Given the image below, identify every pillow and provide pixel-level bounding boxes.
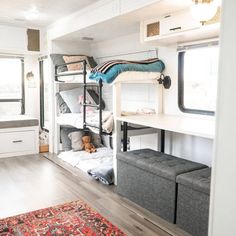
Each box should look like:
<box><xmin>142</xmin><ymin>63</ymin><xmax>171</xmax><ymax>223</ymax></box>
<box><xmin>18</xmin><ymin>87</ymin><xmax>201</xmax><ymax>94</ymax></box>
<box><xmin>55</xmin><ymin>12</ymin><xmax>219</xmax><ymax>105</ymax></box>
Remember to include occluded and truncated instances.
<box><xmin>50</xmin><ymin>54</ymin><xmax>67</xmax><ymax>73</ymax></box>
<box><xmin>60</xmin><ymin>87</ymin><xmax>83</xmax><ymax>113</ymax></box>
<box><xmin>86</xmin><ymin>89</ymin><xmax>106</xmax><ymax>110</ymax></box>
<box><xmin>87</xmin><ymin>56</ymin><xmax>98</xmax><ymax>68</ymax></box>
<box><xmin>60</xmin><ymin>127</ymin><xmax>79</xmax><ymax>151</ymax></box>
<box><xmin>68</xmin><ymin>131</ymin><xmax>85</xmax><ymax>151</ymax></box>
<box><xmin>90</xmin><ymin>132</ymin><xmax>103</xmax><ymax>148</ymax></box>
<box><xmin>56</xmin><ymin>93</ymin><xmax>71</xmax><ymax>113</ymax></box>
<box><xmin>63</xmin><ymin>56</ymin><xmax>92</xmax><ymax>71</ymax></box>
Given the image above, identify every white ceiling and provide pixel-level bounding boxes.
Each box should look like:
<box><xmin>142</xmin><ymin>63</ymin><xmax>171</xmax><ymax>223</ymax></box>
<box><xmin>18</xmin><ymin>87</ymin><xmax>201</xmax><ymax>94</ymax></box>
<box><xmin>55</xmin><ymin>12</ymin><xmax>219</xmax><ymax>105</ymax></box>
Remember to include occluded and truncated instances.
<box><xmin>0</xmin><ymin>0</ymin><xmax>100</xmax><ymax>28</ymax></box>
<box><xmin>58</xmin><ymin>0</ymin><xmax>192</xmax><ymax>42</ymax></box>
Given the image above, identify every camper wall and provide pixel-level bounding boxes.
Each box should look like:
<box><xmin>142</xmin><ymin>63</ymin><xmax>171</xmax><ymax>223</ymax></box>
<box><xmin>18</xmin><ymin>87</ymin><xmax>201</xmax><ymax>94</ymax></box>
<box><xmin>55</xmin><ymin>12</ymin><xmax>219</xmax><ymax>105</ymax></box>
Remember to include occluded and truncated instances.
<box><xmin>91</xmin><ymin>32</ymin><xmax>213</xmax><ymax>166</ymax></box>
<box><xmin>0</xmin><ymin>25</ymin><xmax>43</xmax><ymax>120</ymax></box>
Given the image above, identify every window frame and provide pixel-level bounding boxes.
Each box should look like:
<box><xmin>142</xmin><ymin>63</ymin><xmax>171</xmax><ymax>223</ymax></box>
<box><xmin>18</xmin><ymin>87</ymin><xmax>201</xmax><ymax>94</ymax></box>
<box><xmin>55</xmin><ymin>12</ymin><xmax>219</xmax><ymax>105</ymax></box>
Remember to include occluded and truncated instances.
<box><xmin>178</xmin><ymin>45</ymin><xmax>218</xmax><ymax>116</ymax></box>
<box><xmin>39</xmin><ymin>56</ymin><xmax>49</xmax><ymax>132</ymax></box>
<box><xmin>0</xmin><ymin>56</ymin><xmax>25</xmax><ymax>114</ymax></box>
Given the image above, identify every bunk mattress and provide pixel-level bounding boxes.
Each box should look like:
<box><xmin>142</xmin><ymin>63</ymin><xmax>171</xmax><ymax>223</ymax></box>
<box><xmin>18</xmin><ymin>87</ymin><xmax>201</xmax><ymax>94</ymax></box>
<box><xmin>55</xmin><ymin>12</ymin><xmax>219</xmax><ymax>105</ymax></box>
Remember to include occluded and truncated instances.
<box><xmin>56</xmin><ymin>111</ymin><xmax>113</xmax><ymax>134</ymax></box>
<box><xmin>56</xmin><ymin>70</ymin><xmax>94</xmax><ymax>83</ymax></box>
<box><xmin>58</xmin><ymin>147</ymin><xmax>113</xmax><ymax>173</ymax></box>
<box><xmin>89</xmin><ymin>59</ymin><xmax>165</xmax><ymax>84</ymax></box>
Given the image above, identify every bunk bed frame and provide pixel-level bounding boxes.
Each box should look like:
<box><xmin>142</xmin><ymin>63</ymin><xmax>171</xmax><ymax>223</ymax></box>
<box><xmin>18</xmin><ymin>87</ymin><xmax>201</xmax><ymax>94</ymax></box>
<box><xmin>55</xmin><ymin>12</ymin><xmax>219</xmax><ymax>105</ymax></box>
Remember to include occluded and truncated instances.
<box><xmin>55</xmin><ymin>59</ymin><xmax>103</xmax><ymax>137</ymax></box>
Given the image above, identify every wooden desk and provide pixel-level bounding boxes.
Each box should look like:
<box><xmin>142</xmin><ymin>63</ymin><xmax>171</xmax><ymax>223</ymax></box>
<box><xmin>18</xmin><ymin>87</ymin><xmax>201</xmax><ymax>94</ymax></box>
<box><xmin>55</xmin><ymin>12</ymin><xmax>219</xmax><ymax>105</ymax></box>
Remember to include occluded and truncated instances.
<box><xmin>116</xmin><ymin>114</ymin><xmax>215</xmax><ymax>152</ymax></box>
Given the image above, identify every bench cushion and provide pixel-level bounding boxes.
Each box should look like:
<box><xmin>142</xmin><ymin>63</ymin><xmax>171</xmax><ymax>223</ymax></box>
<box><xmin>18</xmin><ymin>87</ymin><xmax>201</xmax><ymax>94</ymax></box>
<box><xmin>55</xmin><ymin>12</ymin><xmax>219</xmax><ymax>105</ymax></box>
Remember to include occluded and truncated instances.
<box><xmin>117</xmin><ymin>149</ymin><xmax>206</xmax><ymax>181</ymax></box>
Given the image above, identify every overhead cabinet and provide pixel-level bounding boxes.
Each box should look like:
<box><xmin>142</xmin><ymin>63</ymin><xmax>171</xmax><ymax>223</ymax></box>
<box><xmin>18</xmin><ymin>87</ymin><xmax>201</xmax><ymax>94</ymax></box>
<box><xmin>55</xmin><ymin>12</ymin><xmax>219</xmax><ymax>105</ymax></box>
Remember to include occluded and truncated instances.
<box><xmin>141</xmin><ymin>8</ymin><xmax>219</xmax><ymax>44</ymax></box>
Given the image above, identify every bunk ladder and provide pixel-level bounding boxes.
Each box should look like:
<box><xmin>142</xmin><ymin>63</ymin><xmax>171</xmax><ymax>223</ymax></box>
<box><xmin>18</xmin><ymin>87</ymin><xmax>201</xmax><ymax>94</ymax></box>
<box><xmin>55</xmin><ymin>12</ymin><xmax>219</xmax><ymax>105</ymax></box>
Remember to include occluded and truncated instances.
<box><xmin>82</xmin><ymin>60</ymin><xmax>103</xmax><ymax>137</ymax></box>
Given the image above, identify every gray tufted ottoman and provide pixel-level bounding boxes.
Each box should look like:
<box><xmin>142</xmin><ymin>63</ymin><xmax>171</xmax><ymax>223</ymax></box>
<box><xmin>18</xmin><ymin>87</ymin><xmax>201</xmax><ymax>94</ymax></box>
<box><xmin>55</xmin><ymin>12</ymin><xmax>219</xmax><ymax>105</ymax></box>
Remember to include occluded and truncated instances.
<box><xmin>176</xmin><ymin>168</ymin><xmax>211</xmax><ymax>236</ymax></box>
<box><xmin>117</xmin><ymin>149</ymin><xmax>207</xmax><ymax>223</ymax></box>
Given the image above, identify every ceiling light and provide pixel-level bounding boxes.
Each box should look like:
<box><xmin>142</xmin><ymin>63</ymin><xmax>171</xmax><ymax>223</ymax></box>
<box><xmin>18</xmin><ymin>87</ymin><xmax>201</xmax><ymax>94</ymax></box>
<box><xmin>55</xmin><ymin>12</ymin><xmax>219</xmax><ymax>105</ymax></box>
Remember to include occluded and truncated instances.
<box><xmin>25</xmin><ymin>8</ymin><xmax>39</xmax><ymax>21</ymax></box>
<box><xmin>191</xmin><ymin>0</ymin><xmax>218</xmax><ymax>24</ymax></box>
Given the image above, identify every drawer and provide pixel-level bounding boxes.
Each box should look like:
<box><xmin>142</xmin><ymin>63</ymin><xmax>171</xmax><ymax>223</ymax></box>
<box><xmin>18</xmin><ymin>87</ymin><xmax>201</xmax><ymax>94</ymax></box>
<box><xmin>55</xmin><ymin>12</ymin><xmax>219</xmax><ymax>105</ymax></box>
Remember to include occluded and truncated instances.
<box><xmin>0</xmin><ymin>130</ymin><xmax>36</xmax><ymax>154</ymax></box>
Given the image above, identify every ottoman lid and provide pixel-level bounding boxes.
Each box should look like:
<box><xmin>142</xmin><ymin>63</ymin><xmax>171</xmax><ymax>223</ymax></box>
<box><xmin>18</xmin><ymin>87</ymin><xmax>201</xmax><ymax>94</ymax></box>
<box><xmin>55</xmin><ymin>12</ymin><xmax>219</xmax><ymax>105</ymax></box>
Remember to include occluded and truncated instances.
<box><xmin>176</xmin><ymin>168</ymin><xmax>211</xmax><ymax>194</ymax></box>
<box><xmin>117</xmin><ymin>149</ymin><xmax>206</xmax><ymax>181</ymax></box>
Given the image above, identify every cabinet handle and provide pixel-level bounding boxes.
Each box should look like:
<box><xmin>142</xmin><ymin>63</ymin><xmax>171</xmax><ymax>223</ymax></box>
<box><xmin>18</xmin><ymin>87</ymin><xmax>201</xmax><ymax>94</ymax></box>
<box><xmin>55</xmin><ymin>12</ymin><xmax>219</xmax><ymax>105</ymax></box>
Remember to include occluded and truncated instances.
<box><xmin>169</xmin><ymin>26</ymin><xmax>182</xmax><ymax>31</ymax></box>
<box><xmin>12</xmin><ymin>140</ymin><xmax>23</xmax><ymax>143</ymax></box>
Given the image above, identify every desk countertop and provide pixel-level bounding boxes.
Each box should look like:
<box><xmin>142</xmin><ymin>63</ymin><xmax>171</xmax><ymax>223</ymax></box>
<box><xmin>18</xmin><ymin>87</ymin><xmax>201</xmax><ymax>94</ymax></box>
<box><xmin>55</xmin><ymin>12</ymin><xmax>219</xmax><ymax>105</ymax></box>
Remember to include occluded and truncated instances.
<box><xmin>116</xmin><ymin>114</ymin><xmax>215</xmax><ymax>139</ymax></box>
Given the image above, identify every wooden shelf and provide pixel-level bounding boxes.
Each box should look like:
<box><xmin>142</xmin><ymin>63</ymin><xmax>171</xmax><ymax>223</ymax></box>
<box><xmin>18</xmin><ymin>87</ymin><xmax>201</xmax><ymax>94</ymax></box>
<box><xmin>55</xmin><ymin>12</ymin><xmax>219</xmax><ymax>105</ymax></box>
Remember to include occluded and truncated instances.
<box><xmin>116</xmin><ymin>114</ymin><xmax>215</xmax><ymax>139</ymax></box>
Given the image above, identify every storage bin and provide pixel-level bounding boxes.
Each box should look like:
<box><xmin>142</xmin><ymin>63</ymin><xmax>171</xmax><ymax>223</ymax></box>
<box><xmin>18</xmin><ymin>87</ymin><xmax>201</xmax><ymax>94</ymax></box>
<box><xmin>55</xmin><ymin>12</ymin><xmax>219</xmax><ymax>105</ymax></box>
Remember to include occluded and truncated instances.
<box><xmin>176</xmin><ymin>168</ymin><xmax>211</xmax><ymax>236</ymax></box>
<box><xmin>117</xmin><ymin>149</ymin><xmax>206</xmax><ymax>223</ymax></box>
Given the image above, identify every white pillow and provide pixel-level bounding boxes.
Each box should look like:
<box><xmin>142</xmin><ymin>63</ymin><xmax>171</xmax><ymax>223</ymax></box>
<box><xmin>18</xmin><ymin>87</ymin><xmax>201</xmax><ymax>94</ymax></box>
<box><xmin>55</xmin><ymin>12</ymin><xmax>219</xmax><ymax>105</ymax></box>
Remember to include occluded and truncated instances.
<box><xmin>60</xmin><ymin>87</ymin><xmax>83</xmax><ymax>113</ymax></box>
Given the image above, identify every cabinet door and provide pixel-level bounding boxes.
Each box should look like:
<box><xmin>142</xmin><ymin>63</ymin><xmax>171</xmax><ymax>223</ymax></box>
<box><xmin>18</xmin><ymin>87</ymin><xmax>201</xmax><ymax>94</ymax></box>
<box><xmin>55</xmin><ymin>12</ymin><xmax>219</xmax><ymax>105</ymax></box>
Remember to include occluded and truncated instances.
<box><xmin>0</xmin><ymin>130</ymin><xmax>36</xmax><ymax>154</ymax></box>
<box><xmin>160</xmin><ymin>11</ymin><xmax>200</xmax><ymax>35</ymax></box>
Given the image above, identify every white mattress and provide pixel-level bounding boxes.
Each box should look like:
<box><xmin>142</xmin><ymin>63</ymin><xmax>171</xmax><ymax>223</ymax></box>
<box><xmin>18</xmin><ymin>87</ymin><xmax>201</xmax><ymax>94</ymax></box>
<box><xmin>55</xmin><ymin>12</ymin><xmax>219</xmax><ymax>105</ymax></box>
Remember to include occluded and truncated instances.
<box><xmin>56</xmin><ymin>70</ymin><xmax>95</xmax><ymax>83</ymax></box>
<box><xmin>111</xmin><ymin>71</ymin><xmax>161</xmax><ymax>85</ymax></box>
<box><xmin>58</xmin><ymin>147</ymin><xmax>113</xmax><ymax>173</ymax></box>
<box><xmin>56</xmin><ymin>111</ymin><xmax>113</xmax><ymax>133</ymax></box>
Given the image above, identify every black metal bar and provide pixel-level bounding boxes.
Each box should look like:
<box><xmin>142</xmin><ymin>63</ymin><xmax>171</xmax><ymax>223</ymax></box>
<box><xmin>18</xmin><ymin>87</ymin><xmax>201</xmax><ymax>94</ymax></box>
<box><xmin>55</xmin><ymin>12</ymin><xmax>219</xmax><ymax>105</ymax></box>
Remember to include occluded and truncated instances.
<box><xmin>161</xmin><ymin>129</ymin><xmax>165</xmax><ymax>153</ymax></box>
<box><xmin>83</xmin><ymin>83</ymin><xmax>99</xmax><ymax>87</ymax></box>
<box><xmin>55</xmin><ymin>72</ymin><xmax>84</xmax><ymax>77</ymax></box>
<box><xmin>84</xmin><ymin>123</ymin><xmax>100</xmax><ymax>129</ymax></box>
<box><xmin>99</xmin><ymin>79</ymin><xmax>103</xmax><ymax>137</ymax></box>
<box><xmin>123</xmin><ymin>122</ymin><xmax>128</xmax><ymax>152</ymax></box>
<box><xmin>82</xmin><ymin>103</ymin><xmax>99</xmax><ymax>108</ymax></box>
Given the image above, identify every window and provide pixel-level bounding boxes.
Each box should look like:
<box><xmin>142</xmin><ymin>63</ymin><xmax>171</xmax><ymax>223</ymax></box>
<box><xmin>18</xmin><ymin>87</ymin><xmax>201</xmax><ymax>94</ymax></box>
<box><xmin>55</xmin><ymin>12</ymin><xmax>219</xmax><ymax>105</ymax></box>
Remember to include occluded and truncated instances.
<box><xmin>178</xmin><ymin>44</ymin><xmax>219</xmax><ymax>115</ymax></box>
<box><xmin>39</xmin><ymin>57</ymin><xmax>50</xmax><ymax>131</ymax></box>
<box><xmin>0</xmin><ymin>57</ymin><xmax>24</xmax><ymax>115</ymax></box>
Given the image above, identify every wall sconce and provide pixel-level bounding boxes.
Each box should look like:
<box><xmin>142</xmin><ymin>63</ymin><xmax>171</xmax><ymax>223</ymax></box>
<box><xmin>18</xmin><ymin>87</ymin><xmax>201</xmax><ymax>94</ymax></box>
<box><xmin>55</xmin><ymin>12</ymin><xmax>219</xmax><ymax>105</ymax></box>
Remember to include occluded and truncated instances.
<box><xmin>26</xmin><ymin>71</ymin><xmax>36</xmax><ymax>88</ymax></box>
<box><xmin>191</xmin><ymin>0</ymin><xmax>219</xmax><ymax>25</ymax></box>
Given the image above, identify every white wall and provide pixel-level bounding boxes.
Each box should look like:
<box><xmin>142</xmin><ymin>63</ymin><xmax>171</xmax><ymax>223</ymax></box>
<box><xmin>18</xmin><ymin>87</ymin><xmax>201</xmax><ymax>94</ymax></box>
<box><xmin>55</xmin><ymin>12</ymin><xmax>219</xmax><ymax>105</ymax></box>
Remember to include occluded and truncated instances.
<box><xmin>91</xmin><ymin>32</ymin><xmax>213</xmax><ymax>166</ymax></box>
<box><xmin>0</xmin><ymin>24</ymin><xmax>42</xmax><ymax>119</ymax></box>
<box><xmin>209</xmin><ymin>0</ymin><xmax>236</xmax><ymax>235</ymax></box>
<box><xmin>51</xmin><ymin>40</ymin><xmax>91</xmax><ymax>55</ymax></box>
<box><xmin>0</xmin><ymin>25</ymin><xmax>27</xmax><ymax>53</ymax></box>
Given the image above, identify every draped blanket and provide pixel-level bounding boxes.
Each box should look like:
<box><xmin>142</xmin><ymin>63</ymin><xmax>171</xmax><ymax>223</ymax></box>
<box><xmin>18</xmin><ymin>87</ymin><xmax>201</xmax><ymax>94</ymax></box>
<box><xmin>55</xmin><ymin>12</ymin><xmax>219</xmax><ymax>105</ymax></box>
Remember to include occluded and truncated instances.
<box><xmin>89</xmin><ymin>58</ymin><xmax>165</xmax><ymax>84</ymax></box>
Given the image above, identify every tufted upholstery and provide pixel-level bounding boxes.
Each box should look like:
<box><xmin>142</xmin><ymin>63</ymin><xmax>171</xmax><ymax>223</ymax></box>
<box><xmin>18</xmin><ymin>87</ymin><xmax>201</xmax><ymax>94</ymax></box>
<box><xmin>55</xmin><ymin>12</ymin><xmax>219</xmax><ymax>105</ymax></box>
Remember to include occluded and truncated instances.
<box><xmin>117</xmin><ymin>149</ymin><xmax>207</xmax><ymax>223</ymax></box>
<box><xmin>117</xmin><ymin>149</ymin><xmax>206</xmax><ymax>181</ymax></box>
<box><xmin>177</xmin><ymin>168</ymin><xmax>211</xmax><ymax>194</ymax></box>
<box><xmin>176</xmin><ymin>168</ymin><xmax>211</xmax><ymax>236</ymax></box>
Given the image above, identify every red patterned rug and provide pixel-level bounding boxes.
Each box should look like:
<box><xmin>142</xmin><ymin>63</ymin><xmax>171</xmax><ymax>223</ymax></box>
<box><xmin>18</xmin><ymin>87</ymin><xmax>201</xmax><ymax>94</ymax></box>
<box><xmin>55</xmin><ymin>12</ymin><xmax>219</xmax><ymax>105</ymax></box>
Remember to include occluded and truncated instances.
<box><xmin>0</xmin><ymin>200</ymin><xmax>126</xmax><ymax>236</ymax></box>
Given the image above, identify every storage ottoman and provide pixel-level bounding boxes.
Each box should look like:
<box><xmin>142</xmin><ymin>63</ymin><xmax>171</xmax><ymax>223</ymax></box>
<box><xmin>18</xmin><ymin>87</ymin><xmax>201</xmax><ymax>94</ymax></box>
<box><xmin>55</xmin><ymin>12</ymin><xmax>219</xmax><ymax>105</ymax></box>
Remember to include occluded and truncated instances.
<box><xmin>117</xmin><ymin>149</ymin><xmax>207</xmax><ymax>223</ymax></box>
<box><xmin>176</xmin><ymin>168</ymin><xmax>211</xmax><ymax>236</ymax></box>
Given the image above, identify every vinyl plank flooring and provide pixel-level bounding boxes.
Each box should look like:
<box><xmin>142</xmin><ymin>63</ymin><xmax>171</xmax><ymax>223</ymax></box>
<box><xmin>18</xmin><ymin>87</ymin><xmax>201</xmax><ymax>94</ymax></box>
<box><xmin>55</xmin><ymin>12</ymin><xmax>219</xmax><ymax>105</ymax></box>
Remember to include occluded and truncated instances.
<box><xmin>0</xmin><ymin>154</ymin><xmax>189</xmax><ymax>236</ymax></box>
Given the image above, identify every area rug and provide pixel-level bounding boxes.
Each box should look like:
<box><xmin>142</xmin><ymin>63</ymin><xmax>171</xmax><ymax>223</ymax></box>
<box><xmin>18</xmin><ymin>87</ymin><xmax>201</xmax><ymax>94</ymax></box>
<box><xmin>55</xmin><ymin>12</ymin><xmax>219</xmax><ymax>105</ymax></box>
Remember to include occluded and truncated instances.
<box><xmin>0</xmin><ymin>200</ymin><xmax>126</xmax><ymax>235</ymax></box>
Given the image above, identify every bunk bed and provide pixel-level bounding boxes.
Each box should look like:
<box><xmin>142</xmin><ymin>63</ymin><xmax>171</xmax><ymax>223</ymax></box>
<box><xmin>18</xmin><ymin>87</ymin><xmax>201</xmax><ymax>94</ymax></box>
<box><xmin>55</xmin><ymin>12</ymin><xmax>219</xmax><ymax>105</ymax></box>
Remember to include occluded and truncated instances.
<box><xmin>52</xmin><ymin>55</ymin><xmax>168</xmax><ymax>184</ymax></box>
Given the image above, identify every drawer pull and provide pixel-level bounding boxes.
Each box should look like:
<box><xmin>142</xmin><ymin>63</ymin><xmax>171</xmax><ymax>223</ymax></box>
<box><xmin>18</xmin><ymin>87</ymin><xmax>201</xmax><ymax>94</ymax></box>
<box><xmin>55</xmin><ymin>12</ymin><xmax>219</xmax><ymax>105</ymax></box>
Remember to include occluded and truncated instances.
<box><xmin>12</xmin><ymin>140</ymin><xmax>23</xmax><ymax>143</ymax></box>
<box><xmin>169</xmin><ymin>26</ymin><xmax>182</xmax><ymax>31</ymax></box>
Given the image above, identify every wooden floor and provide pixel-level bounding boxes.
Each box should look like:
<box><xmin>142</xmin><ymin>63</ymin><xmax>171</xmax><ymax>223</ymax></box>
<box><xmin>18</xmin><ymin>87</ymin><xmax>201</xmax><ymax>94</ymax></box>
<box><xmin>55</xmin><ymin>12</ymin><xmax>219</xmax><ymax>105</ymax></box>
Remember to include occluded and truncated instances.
<box><xmin>0</xmin><ymin>154</ymin><xmax>190</xmax><ymax>236</ymax></box>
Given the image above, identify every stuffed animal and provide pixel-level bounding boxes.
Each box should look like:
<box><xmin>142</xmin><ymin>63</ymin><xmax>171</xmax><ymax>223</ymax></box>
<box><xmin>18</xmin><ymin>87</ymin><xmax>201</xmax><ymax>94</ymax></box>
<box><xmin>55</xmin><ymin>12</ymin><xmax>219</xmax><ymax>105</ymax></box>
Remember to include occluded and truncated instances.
<box><xmin>82</xmin><ymin>135</ymin><xmax>97</xmax><ymax>153</ymax></box>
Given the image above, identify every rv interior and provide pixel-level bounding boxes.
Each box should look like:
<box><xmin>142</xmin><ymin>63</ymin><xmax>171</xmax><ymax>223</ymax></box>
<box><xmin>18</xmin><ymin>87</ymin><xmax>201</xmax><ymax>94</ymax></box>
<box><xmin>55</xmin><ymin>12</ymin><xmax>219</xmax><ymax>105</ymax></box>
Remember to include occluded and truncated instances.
<box><xmin>0</xmin><ymin>0</ymin><xmax>235</xmax><ymax>235</ymax></box>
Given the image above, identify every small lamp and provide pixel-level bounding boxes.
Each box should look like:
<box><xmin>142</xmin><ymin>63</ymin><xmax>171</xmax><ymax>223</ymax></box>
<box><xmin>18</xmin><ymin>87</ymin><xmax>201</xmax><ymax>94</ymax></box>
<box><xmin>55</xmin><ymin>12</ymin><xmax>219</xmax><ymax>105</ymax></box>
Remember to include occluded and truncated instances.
<box><xmin>26</xmin><ymin>71</ymin><xmax>36</xmax><ymax>88</ymax></box>
<box><xmin>191</xmin><ymin>0</ymin><xmax>218</xmax><ymax>25</ymax></box>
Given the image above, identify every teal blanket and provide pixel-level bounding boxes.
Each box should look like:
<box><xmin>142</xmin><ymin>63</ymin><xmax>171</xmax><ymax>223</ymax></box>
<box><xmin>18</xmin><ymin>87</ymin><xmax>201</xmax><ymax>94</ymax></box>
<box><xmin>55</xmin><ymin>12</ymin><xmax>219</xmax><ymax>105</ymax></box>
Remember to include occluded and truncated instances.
<box><xmin>89</xmin><ymin>60</ymin><xmax>165</xmax><ymax>84</ymax></box>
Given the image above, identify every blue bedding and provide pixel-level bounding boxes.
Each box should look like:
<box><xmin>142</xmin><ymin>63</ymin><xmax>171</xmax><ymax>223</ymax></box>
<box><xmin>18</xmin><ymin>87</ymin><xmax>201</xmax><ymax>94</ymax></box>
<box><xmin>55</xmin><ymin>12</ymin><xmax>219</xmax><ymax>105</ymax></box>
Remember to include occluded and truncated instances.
<box><xmin>89</xmin><ymin>60</ymin><xmax>165</xmax><ymax>84</ymax></box>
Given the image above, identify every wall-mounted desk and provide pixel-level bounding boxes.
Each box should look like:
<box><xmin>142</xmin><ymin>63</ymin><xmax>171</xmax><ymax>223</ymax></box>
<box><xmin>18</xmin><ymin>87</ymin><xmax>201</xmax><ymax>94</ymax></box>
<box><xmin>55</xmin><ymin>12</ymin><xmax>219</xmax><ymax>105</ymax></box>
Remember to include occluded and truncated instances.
<box><xmin>116</xmin><ymin>114</ymin><xmax>215</xmax><ymax>152</ymax></box>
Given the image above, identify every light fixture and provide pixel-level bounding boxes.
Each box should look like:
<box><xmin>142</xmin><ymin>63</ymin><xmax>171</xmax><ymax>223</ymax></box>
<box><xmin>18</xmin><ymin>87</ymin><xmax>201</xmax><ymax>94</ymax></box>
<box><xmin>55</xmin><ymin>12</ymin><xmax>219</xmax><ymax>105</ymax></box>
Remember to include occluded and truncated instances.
<box><xmin>191</xmin><ymin>0</ymin><xmax>218</xmax><ymax>25</ymax></box>
<box><xmin>26</xmin><ymin>71</ymin><xmax>34</xmax><ymax>81</ymax></box>
<box><xmin>25</xmin><ymin>7</ymin><xmax>39</xmax><ymax>21</ymax></box>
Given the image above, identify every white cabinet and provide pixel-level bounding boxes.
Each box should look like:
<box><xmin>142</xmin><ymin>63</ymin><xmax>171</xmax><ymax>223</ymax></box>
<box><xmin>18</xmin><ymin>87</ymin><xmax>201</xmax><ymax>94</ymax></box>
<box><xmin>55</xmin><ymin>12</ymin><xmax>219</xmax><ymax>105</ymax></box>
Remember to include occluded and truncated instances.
<box><xmin>0</xmin><ymin>126</ymin><xmax>39</xmax><ymax>158</ymax></box>
<box><xmin>141</xmin><ymin>8</ymin><xmax>219</xmax><ymax>45</ymax></box>
<box><xmin>159</xmin><ymin>11</ymin><xmax>200</xmax><ymax>36</ymax></box>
